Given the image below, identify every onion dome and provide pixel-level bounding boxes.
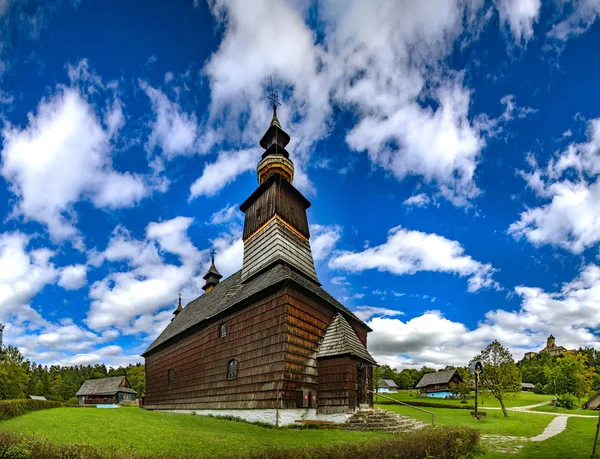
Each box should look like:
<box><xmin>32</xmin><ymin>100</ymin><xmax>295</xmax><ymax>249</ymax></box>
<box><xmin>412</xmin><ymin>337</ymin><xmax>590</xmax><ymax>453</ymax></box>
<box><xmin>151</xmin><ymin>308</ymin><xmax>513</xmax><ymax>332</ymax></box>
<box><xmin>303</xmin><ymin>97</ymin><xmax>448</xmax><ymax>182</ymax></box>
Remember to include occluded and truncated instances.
<box><xmin>257</xmin><ymin>104</ymin><xmax>294</xmax><ymax>184</ymax></box>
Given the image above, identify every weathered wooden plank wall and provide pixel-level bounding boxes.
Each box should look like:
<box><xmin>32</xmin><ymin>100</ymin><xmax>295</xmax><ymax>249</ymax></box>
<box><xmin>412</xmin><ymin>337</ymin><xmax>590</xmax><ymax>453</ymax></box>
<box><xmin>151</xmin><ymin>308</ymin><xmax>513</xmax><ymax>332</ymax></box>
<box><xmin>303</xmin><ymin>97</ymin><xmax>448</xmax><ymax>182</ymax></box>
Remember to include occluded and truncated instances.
<box><xmin>145</xmin><ymin>290</ymin><xmax>288</xmax><ymax>410</ymax></box>
<box><xmin>282</xmin><ymin>287</ymin><xmax>370</xmax><ymax>412</ymax></box>
<box><xmin>242</xmin><ymin>178</ymin><xmax>310</xmax><ymax>240</ymax></box>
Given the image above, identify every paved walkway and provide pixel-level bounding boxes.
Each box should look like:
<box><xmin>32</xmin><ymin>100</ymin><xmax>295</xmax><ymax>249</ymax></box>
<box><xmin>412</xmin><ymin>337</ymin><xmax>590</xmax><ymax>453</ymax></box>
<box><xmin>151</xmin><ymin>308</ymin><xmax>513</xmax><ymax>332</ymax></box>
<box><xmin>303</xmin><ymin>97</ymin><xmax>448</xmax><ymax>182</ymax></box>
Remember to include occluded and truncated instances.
<box><xmin>479</xmin><ymin>401</ymin><xmax>598</xmax><ymax>454</ymax></box>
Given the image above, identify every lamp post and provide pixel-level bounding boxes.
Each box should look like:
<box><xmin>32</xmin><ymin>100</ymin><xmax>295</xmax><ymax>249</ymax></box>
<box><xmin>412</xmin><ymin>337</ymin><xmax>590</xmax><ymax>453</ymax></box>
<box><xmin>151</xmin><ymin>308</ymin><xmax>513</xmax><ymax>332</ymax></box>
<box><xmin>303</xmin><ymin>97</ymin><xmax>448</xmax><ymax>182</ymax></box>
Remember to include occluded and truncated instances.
<box><xmin>470</xmin><ymin>361</ymin><xmax>484</xmax><ymax>420</ymax></box>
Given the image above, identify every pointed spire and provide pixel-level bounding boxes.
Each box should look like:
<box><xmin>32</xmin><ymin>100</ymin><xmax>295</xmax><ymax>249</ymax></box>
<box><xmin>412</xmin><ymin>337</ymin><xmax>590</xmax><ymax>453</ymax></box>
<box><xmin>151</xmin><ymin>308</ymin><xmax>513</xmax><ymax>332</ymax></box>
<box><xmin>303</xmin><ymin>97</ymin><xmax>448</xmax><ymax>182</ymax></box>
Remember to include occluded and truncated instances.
<box><xmin>172</xmin><ymin>294</ymin><xmax>183</xmax><ymax>319</ymax></box>
<box><xmin>270</xmin><ymin>104</ymin><xmax>282</xmax><ymax>129</ymax></box>
<box><xmin>257</xmin><ymin>79</ymin><xmax>294</xmax><ymax>184</ymax></box>
<box><xmin>202</xmin><ymin>250</ymin><xmax>223</xmax><ymax>293</ymax></box>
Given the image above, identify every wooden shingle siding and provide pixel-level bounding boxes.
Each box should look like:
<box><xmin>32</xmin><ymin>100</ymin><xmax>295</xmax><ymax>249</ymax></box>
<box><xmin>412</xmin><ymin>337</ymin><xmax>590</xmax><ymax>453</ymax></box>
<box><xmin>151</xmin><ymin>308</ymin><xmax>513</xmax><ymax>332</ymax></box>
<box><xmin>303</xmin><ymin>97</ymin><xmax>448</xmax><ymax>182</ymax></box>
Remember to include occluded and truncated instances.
<box><xmin>241</xmin><ymin>217</ymin><xmax>318</xmax><ymax>282</ymax></box>
<box><xmin>145</xmin><ymin>290</ymin><xmax>288</xmax><ymax>410</ymax></box>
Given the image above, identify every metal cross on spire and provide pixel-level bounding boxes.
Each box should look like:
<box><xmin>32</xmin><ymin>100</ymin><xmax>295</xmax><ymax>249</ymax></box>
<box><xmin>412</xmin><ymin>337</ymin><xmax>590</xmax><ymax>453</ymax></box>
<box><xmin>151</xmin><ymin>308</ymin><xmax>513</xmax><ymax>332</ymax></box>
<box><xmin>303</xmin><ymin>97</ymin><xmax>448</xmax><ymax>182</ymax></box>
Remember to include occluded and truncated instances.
<box><xmin>210</xmin><ymin>249</ymin><xmax>217</xmax><ymax>261</ymax></box>
<box><xmin>266</xmin><ymin>75</ymin><xmax>281</xmax><ymax>108</ymax></box>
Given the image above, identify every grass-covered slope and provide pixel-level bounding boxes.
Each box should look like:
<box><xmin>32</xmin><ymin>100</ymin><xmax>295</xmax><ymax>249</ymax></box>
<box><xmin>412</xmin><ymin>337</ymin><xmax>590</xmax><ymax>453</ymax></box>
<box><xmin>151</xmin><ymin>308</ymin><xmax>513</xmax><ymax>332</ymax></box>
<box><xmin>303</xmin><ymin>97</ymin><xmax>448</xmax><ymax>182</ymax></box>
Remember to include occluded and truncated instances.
<box><xmin>0</xmin><ymin>408</ymin><xmax>390</xmax><ymax>458</ymax></box>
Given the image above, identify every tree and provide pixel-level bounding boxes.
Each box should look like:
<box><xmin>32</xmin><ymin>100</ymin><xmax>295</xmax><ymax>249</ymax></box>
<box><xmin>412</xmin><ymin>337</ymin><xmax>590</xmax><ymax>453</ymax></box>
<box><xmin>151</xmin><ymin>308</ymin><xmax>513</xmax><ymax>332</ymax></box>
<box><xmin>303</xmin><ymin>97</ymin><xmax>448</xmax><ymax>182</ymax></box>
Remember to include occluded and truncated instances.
<box><xmin>127</xmin><ymin>365</ymin><xmax>146</xmax><ymax>396</ymax></box>
<box><xmin>372</xmin><ymin>366</ymin><xmax>382</xmax><ymax>393</ymax></box>
<box><xmin>396</xmin><ymin>370</ymin><xmax>414</xmax><ymax>389</ymax></box>
<box><xmin>473</xmin><ymin>340</ymin><xmax>521</xmax><ymax>417</ymax></box>
<box><xmin>0</xmin><ymin>346</ymin><xmax>31</xmax><ymax>400</ymax></box>
<box><xmin>547</xmin><ymin>353</ymin><xmax>593</xmax><ymax>399</ymax></box>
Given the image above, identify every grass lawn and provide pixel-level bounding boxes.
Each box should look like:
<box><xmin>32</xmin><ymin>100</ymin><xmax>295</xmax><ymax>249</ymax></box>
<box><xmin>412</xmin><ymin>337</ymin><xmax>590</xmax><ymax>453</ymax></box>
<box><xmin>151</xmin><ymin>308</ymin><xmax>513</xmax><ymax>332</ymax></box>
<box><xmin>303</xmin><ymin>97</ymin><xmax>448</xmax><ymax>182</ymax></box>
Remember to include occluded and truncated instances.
<box><xmin>483</xmin><ymin>416</ymin><xmax>600</xmax><ymax>459</ymax></box>
<box><xmin>376</xmin><ymin>404</ymin><xmax>554</xmax><ymax>437</ymax></box>
<box><xmin>375</xmin><ymin>390</ymin><xmax>554</xmax><ymax>408</ymax></box>
<box><xmin>0</xmin><ymin>407</ymin><xmax>390</xmax><ymax>458</ymax></box>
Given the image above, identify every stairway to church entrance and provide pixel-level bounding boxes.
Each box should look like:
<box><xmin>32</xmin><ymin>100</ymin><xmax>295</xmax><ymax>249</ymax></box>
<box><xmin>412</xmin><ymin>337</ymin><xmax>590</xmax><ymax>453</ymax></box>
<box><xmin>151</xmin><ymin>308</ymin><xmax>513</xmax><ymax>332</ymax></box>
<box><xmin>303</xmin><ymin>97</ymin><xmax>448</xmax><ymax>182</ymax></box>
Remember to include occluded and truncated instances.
<box><xmin>343</xmin><ymin>408</ymin><xmax>429</xmax><ymax>433</ymax></box>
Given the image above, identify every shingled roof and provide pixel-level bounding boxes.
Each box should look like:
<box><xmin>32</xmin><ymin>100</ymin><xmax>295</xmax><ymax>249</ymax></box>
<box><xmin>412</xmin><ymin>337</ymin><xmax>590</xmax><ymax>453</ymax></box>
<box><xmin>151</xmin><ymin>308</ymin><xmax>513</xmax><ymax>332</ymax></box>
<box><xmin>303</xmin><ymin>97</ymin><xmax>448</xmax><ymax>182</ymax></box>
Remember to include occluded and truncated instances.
<box><xmin>316</xmin><ymin>313</ymin><xmax>377</xmax><ymax>364</ymax></box>
<box><xmin>76</xmin><ymin>376</ymin><xmax>137</xmax><ymax>396</ymax></box>
<box><xmin>144</xmin><ymin>263</ymin><xmax>368</xmax><ymax>355</ymax></box>
<box><xmin>416</xmin><ymin>369</ymin><xmax>460</xmax><ymax>388</ymax></box>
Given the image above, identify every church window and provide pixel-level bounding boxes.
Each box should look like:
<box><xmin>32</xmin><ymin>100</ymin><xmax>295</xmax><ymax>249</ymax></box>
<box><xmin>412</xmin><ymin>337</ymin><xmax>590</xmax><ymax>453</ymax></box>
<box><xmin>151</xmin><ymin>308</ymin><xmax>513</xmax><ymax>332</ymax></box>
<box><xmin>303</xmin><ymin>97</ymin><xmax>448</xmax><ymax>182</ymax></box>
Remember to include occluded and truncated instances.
<box><xmin>255</xmin><ymin>206</ymin><xmax>262</xmax><ymax>220</ymax></box>
<box><xmin>219</xmin><ymin>322</ymin><xmax>227</xmax><ymax>338</ymax></box>
<box><xmin>227</xmin><ymin>359</ymin><xmax>238</xmax><ymax>380</ymax></box>
<box><xmin>168</xmin><ymin>369</ymin><xmax>174</xmax><ymax>388</ymax></box>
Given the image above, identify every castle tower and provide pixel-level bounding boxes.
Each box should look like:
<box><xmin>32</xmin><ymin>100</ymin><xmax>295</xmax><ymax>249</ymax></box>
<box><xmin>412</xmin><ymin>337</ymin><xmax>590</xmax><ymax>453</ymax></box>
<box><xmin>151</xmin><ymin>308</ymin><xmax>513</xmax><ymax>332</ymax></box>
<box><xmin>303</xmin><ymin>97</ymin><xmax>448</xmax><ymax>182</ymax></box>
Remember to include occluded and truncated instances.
<box><xmin>547</xmin><ymin>334</ymin><xmax>556</xmax><ymax>350</ymax></box>
<box><xmin>239</xmin><ymin>104</ymin><xmax>318</xmax><ymax>283</ymax></box>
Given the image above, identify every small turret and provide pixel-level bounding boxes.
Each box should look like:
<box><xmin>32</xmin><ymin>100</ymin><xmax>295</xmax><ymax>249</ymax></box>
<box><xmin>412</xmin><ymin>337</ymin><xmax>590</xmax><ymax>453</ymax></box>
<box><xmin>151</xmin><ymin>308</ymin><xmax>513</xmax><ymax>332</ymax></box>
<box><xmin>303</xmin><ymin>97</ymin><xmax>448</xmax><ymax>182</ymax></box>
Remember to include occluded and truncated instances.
<box><xmin>202</xmin><ymin>251</ymin><xmax>223</xmax><ymax>293</ymax></box>
<box><xmin>547</xmin><ymin>334</ymin><xmax>556</xmax><ymax>349</ymax></box>
<box><xmin>172</xmin><ymin>293</ymin><xmax>183</xmax><ymax>320</ymax></box>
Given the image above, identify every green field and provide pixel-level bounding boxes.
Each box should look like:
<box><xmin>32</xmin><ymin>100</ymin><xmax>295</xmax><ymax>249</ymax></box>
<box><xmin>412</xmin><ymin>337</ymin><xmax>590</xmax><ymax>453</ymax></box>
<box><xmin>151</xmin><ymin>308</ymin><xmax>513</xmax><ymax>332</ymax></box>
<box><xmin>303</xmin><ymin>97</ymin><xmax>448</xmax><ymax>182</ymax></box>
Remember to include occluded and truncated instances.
<box><xmin>0</xmin><ymin>408</ymin><xmax>389</xmax><ymax>458</ymax></box>
<box><xmin>375</xmin><ymin>390</ymin><xmax>554</xmax><ymax>407</ymax></box>
<box><xmin>484</xmin><ymin>416</ymin><xmax>600</xmax><ymax>459</ymax></box>
<box><xmin>376</xmin><ymin>404</ymin><xmax>554</xmax><ymax>437</ymax></box>
<box><xmin>2</xmin><ymin>403</ymin><xmax>598</xmax><ymax>458</ymax></box>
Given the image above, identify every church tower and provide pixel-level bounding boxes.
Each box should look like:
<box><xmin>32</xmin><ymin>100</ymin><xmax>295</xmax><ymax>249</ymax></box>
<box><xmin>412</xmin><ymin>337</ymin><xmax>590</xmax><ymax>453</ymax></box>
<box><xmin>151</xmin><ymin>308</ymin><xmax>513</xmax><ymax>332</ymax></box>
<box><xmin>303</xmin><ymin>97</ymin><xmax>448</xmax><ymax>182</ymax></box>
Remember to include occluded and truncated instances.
<box><xmin>239</xmin><ymin>104</ymin><xmax>319</xmax><ymax>284</ymax></box>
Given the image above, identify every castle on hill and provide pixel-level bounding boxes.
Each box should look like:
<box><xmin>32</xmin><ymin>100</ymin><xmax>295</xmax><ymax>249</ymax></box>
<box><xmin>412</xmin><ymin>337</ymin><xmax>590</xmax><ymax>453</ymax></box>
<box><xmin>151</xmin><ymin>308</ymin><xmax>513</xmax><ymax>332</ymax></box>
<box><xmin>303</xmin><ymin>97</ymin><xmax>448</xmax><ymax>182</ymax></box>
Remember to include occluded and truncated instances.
<box><xmin>524</xmin><ymin>334</ymin><xmax>569</xmax><ymax>360</ymax></box>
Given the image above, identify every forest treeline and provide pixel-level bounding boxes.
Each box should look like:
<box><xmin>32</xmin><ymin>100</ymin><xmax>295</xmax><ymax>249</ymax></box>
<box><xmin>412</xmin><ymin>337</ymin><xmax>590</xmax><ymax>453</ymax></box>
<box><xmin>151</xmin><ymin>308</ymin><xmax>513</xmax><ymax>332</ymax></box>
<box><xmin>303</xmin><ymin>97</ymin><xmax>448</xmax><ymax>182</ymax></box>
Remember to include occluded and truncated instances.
<box><xmin>375</xmin><ymin>347</ymin><xmax>600</xmax><ymax>400</ymax></box>
<box><xmin>0</xmin><ymin>345</ymin><xmax>145</xmax><ymax>402</ymax></box>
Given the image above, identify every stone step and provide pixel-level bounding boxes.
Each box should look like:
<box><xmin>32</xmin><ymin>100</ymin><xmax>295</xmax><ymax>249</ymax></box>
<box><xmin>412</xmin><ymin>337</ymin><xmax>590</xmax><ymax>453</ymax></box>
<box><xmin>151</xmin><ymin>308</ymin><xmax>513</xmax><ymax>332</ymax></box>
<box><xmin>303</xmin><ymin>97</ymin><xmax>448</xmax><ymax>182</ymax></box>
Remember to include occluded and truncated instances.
<box><xmin>343</xmin><ymin>408</ymin><xmax>429</xmax><ymax>434</ymax></box>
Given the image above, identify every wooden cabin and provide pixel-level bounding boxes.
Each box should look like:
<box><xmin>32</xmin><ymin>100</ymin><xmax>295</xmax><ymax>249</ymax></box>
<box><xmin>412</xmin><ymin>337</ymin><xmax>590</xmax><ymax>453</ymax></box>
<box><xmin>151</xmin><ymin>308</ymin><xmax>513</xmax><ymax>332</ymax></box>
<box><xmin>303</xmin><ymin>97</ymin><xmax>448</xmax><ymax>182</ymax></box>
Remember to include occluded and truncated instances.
<box><xmin>378</xmin><ymin>379</ymin><xmax>399</xmax><ymax>393</ymax></box>
<box><xmin>521</xmin><ymin>383</ymin><xmax>535</xmax><ymax>392</ymax></box>
<box><xmin>76</xmin><ymin>376</ymin><xmax>137</xmax><ymax>405</ymax></box>
<box><xmin>416</xmin><ymin>369</ymin><xmax>462</xmax><ymax>398</ymax></box>
<box><xmin>584</xmin><ymin>391</ymin><xmax>600</xmax><ymax>410</ymax></box>
<box><xmin>143</xmin><ymin>104</ymin><xmax>376</xmax><ymax>426</ymax></box>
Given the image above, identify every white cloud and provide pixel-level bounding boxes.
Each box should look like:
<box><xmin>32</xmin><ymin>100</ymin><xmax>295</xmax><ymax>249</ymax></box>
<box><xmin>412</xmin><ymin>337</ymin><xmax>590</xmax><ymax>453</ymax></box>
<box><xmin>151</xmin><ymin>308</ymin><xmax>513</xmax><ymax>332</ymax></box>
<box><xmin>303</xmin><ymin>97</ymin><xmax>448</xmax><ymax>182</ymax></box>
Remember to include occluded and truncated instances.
<box><xmin>197</xmin><ymin>0</ymin><xmax>550</xmax><ymax>205</ymax></box>
<box><xmin>0</xmin><ymin>79</ymin><xmax>150</xmax><ymax>242</ymax></box>
<box><xmin>0</xmin><ymin>232</ymin><xmax>57</xmax><ymax>321</ymax></box>
<box><xmin>58</xmin><ymin>264</ymin><xmax>87</xmax><ymax>290</ymax></box>
<box><xmin>209</xmin><ymin>203</ymin><xmax>241</xmax><ymax>225</ymax></box>
<box><xmin>367</xmin><ymin>262</ymin><xmax>600</xmax><ymax>368</ymax></box>
<box><xmin>353</xmin><ymin>306</ymin><xmax>404</xmax><ymax>322</ymax></box>
<box><xmin>548</xmin><ymin>0</ymin><xmax>600</xmax><ymax>43</ymax></box>
<box><xmin>86</xmin><ymin>216</ymin><xmax>242</xmax><ymax>336</ymax></box>
<box><xmin>509</xmin><ymin>118</ymin><xmax>600</xmax><ymax>253</ymax></box>
<box><xmin>493</xmin><ymin>0</ymin><xmax>541</xmax><ymax>44</ymax></box>
<box><xmin>310</xmin><ymin>224</ymin><xmax>342</xmax><ymax>262</ymax></box>
<box><xmin>189</xmin><ymin>148</ymin><xmax>259</xmax><ymax>198</ymax></box>
<box><xmin>330</xmin><ymin>225</ymin><xmax>499</xmax><ymax>293</ymax></box>
<box><xmin>403</xmin><ymin>193</ymin><xmax>431</xmax><ymax>207</ymax></box>
<box><xmin>140</xmin><ymin>80</ymin><xmax>203</xmax><ymax>158</ymax></box>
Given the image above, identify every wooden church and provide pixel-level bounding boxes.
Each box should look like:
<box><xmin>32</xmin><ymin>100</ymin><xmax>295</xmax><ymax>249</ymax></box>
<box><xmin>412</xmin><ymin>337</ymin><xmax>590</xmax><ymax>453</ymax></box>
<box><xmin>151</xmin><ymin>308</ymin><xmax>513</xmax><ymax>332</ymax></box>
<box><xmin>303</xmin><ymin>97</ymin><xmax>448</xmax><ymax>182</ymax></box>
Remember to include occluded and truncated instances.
<box><xmin>143</xmin><ymin>103</ymin><xmax>376</xmax><ymax>425</ymax></box>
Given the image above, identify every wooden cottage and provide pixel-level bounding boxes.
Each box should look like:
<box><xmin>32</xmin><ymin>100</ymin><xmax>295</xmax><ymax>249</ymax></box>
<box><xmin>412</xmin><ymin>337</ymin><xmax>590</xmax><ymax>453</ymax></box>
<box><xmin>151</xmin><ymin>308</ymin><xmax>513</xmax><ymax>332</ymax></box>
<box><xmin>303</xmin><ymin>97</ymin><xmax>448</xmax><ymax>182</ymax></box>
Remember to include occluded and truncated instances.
<box><xmin>143</xmin><ymin>103</ymin><xmax>377</xmax><ymax>426</ymax></box>
<box><xmin>521</xmin><ymin>383</ymin><xmax>535</xmax><ymax>392</ymax></box>
<box><xmin>584</xmin><ymin>391</ymin><xmax>600</xmax><ymax>410</ymax></box>
<box><xmin>378</xmin><ymin>379</ymin><xmax>399</xmax><ymax>393</ymax></box>
<box><xmin>416</xmin><ymin>369</ymin><xmax>462</xmax><ymax>398</ymax></box>
<box><xmin>76</xmin><ymin>376</ymin><xmax>137</xmax><ymax>405</ymax></box>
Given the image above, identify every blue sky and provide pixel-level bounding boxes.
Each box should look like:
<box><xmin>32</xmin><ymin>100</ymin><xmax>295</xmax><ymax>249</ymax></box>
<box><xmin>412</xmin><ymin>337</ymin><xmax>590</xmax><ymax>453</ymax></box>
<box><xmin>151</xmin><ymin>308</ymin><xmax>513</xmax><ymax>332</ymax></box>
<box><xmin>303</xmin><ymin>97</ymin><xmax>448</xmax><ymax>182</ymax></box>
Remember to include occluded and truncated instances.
<box><xmin>2</xmin><ymin>0</ymin><xmax>600</xmax><ymax>369</ymax></box>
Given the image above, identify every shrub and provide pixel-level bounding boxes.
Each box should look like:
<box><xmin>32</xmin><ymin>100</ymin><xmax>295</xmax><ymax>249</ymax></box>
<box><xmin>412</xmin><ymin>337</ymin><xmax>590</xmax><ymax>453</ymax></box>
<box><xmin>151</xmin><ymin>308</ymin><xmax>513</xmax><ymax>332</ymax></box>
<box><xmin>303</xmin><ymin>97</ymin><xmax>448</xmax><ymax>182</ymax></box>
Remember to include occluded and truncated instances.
<box><xmin>557</xmin><ymin>393</ymin><xmax>579</xmax><ymax>410</ymax></box>
<box><xmin>533</xmin><ymin>383</ymin><xmax>544</xmax><ymax>394</ymax></box>
<box><xmin>0</xmin><ymin>431</ymin><xmax>140</xmax><ymax>459</ymax></box>
<box><xmin>0</xmin><ymin>400</ymin><xmax>63</xmax><ymax>422</ymax></box>
<box><xmin>237</xmin><ymin>426</ymin><xmax>480</xmax><ymax>459</ymax></box>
